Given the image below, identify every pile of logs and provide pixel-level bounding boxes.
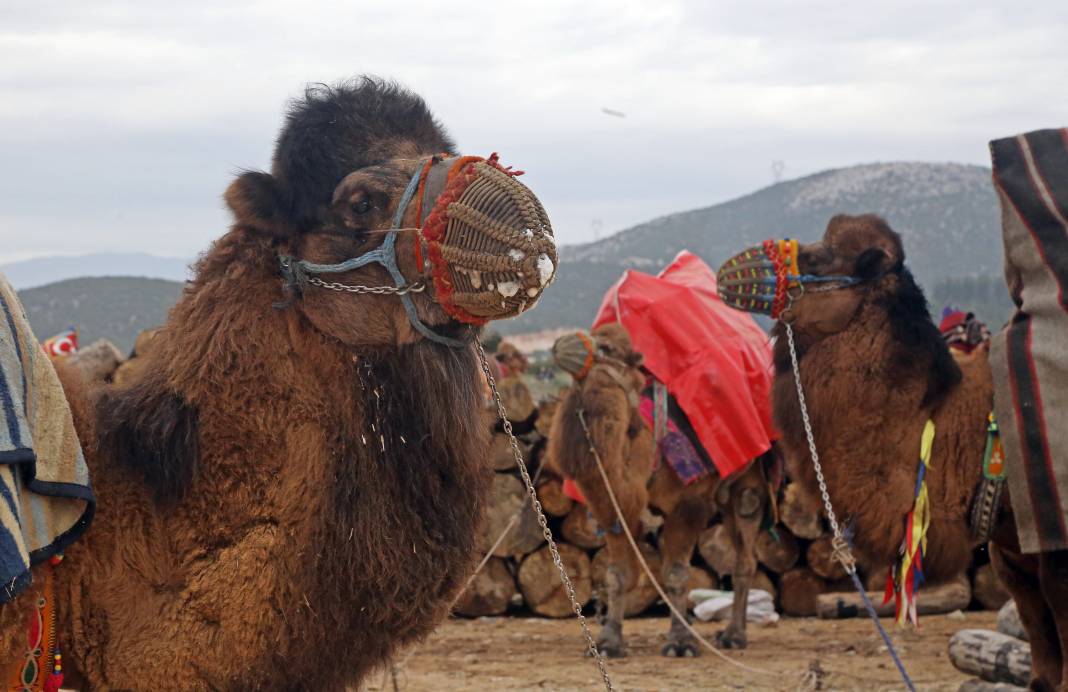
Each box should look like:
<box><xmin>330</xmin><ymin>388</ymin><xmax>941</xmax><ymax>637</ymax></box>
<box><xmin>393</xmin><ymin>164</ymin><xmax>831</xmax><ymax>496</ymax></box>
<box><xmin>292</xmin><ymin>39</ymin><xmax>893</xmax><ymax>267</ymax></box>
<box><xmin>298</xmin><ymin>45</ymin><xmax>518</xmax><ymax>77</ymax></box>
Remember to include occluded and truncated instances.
<box><xmin>949</xmin><ymin>601</ymin><xmax>1031</xmax><ymax>691</ymax></box>
<box><xmin>458</xmin><ymin>373</ymin><xmax>1016</xmax><ymax>621</ymax></box>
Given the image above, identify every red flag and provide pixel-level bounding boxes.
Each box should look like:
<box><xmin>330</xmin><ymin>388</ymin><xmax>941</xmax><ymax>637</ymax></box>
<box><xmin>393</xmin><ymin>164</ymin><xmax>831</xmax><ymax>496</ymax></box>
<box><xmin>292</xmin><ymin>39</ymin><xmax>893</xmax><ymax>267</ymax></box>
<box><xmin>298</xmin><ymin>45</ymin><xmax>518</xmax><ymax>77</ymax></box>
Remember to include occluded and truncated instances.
<box><xmin>42</xmin><ymin>327</ymin><xmax>78</xmax><ymax>358</ymax></box>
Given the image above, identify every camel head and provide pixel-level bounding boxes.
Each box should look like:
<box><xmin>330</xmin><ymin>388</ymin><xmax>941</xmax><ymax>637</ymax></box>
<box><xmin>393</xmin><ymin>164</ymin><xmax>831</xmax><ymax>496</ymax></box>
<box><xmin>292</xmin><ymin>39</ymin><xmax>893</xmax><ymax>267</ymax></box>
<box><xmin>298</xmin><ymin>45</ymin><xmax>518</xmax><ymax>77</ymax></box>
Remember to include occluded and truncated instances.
<box><xmin>223</xmin><ymin>78</ymin><xmax>557</xmax><ymax>348</ymax></box>
<box><xmin>719</xmin><ymin>213</ymin><xmax>961</xmax><ymax>406</ymax></box>
<box><xmin>591</xmin><ymin>323</ymin><xmax>646</xmax><ymax>391</ymax></box>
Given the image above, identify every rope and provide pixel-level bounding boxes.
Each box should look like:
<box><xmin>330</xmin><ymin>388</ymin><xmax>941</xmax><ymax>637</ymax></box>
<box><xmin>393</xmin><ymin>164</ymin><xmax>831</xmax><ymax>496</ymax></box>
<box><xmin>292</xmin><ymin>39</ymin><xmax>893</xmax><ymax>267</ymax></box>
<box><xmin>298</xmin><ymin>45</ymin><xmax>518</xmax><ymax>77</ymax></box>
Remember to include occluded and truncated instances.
<box><xmin>477</xmin><ymin>343</ymin><xmax>615</xmax><ymax>691</ymax></box>
<box><xmin>576</xmin><ymin>409</ymin><xmax>777</xmax><ymax>677</ymax></box>
<box><xmin>783</xmin><ymin>322</ymin><xmax>916</xmax><ymax>692</ymax></box>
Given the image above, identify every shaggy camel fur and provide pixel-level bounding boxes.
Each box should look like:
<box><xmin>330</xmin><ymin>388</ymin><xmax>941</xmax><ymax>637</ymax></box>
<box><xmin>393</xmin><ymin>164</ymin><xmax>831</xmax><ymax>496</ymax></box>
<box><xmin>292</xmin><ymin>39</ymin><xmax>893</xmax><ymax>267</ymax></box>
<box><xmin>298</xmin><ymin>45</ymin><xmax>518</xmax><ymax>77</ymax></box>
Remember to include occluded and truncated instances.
<box><xmin>548</xmin><ymin>324</ymin><xmax>770</xmax><ymax>658</ymax></box>
<box><xmin>771</xmin><ymin>214</ymin><xmax>1068</xmax><ymax>692</ymax></box>
<box><xmin>0</xmin><ymin>79</ymin><xmax>510</xmax><ymax>690</ymax></box>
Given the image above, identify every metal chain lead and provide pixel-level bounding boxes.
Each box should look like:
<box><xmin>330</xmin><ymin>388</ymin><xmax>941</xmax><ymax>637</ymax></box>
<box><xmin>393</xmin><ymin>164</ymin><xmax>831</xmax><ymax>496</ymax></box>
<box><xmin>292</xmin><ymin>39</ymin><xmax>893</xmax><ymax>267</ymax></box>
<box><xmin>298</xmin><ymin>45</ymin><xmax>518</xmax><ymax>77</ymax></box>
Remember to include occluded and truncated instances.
<box><xmin>784</xmin><ymin>322</ymin><xmax>857</xmax><ymax>574</ymax></box>
<box><xmin>476</xmin><ymin>342</ymin><xmax>614</xmax><ymax>692</ymax></box>
<box><xmin>783</xmin><ymin>319</ymin><xmax>917</xmax><ymax>691</ymax></box>
<box><xmin>306</xmin><ymin>276</ymin><xmax>427</xmax><ymax>295</ymax></box>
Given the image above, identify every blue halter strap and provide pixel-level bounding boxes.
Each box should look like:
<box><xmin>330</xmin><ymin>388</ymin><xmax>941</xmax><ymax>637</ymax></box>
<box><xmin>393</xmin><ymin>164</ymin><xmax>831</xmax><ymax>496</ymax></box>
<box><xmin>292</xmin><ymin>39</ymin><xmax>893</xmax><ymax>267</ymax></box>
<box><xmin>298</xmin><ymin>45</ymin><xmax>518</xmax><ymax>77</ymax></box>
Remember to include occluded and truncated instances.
<box><xmin>278</xmin><ymin>158</ymin><xmax>468</xmax><ymax>348</ymax></box>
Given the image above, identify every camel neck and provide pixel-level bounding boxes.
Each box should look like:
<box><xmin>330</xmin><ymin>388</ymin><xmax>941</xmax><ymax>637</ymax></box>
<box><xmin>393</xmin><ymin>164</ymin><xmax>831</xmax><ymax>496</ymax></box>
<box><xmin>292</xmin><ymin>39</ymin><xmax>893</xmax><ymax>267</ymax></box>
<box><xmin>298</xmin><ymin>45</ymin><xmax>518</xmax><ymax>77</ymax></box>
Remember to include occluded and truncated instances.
<box><xmin>773</xmin><ymin>314</ymin><xmax>993</xmax><ymax>581</ymax></box>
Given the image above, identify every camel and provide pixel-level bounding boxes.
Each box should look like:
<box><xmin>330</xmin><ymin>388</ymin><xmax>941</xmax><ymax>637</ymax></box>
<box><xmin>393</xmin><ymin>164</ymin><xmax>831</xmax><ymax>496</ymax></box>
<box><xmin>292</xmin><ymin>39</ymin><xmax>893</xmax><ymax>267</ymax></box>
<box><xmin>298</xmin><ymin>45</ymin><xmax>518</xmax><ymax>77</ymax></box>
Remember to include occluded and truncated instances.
<box><xmin>760</xmin><ymin>214</ymin><xmax>1068</xmax><ymax>691</ymax></box>
<box><xmin>547</xmin><ymin>324</ymin><xmax>772</xmax><ymax>658</ymax></box>
<box><xmin>2</xmin><ymin>77</ymin><xmax>558</xmax><ymax>690</ymax></box>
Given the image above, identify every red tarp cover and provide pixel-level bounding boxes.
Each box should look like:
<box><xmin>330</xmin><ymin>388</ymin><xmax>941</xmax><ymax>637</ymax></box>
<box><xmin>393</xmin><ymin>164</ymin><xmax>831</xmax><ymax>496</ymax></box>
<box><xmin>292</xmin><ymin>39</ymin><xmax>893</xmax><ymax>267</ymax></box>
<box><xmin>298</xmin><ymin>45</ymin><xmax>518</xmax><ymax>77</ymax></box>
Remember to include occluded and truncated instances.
<box><xmin>592</xmin><ymin>251</ymin><xmax>776</xmax><ymax>477</ymax></box>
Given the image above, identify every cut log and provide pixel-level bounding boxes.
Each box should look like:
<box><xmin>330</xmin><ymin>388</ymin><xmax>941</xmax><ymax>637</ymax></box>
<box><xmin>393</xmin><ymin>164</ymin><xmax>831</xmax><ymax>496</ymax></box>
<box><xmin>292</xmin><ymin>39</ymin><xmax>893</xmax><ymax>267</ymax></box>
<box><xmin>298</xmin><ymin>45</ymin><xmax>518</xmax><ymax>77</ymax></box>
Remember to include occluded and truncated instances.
<box><xmin>697</xmin><ymin>523</ymin><xmax>736</xmax><ymax>576</ymax></box>
<box><xmin>948</xmin><ymin>629</ymin><xmax>1031</xmax><ymax>687</ymax></box>
<box><xmin>561</xmin><ymin>504</ymin><xmax>606</xmax><ymax>550</ymax></box>
<box><xmin>779</xmin><ymin>567</ymin><xmax>827</xmax><ymax>617</ymax></box>
<box><xmin>591</xmin><ymin>542</ymin><xmax>660</xmax><ymax>616</ymax></box>
<box><xmin>489</xmin><ymin>432</ymin><xmax>534</xmax><ymax>472</ymax></box>
<box><xmin>756</xmin><ymin>527</ymin><xmax>800</xmax><ymax>574</ymax></box>
<box><xmin>973</xmin><ymin>563</ymin><xmax>1011</xmax><ymax>611</ymax></box>
<box><xmin>958</xmin><ymin>679</ymin><xmax>1027</xmax><ymax>692</ymax></box>
<box><xmin>997</xmin><ymin>601</ymin><xmax>1028</xmax><ymax>642</ymax></box>
<box><xmin>816</xmin><ymin>575</ymin><xmax>971</xmax><ymax>619</ymax></box>
<box><xmin>518</xmin><ymin>543</ymin><xmax>592</xmax><ymax>617</ymax></box>
<box><xmin>479</xmin><ymin>474</ymin><xmax>545</xmax><ymax>558</ymax></box>
<box><xmin>536</xmin><ymin>477</ymin><xmax>573</xmax><ymax>518</ymax></box>
<box><xmin>453</xmin><ymin>557</ymin><xmax>517</xmax><ymax>617</ymax></box>
<box><xmin>807</xmin><ymin>535</ymin><xmax>848</xmax><ymax>581</ymax></box>
<box><xmin>781</xmin><ymin>483</ymin><xmax>824</xmax><ymax>540</ymax></box>
<box><xmin>752</xmin><ymin>569</ymin><xmax>777</xmax><ymax>600</ymax></box>
<box><xmin>497</xmin><ymin>375</ymin><xmax>535</xmax><ymax>425</ymax></box>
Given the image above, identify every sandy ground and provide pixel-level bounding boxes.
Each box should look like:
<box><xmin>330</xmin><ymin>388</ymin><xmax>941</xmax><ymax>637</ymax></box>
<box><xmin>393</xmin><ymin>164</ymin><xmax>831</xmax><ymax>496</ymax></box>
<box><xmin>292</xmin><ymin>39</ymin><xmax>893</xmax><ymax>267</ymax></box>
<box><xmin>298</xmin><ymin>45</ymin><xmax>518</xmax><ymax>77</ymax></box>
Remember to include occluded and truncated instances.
<box><xmin>366</xmin><ymin>611</ymin><xmax>998</xmax><ymax>691</ymax></box>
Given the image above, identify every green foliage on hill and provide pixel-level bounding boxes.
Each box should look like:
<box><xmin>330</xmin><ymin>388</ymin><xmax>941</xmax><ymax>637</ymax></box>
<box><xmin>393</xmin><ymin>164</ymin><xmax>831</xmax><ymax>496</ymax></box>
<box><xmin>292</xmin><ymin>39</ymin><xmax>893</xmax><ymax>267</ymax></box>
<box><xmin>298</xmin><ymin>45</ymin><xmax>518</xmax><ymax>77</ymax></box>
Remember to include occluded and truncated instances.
<box><xmin>18</xmin><ymin>277</ymin><xmax>184</xmax><ymax>354</ymax></box>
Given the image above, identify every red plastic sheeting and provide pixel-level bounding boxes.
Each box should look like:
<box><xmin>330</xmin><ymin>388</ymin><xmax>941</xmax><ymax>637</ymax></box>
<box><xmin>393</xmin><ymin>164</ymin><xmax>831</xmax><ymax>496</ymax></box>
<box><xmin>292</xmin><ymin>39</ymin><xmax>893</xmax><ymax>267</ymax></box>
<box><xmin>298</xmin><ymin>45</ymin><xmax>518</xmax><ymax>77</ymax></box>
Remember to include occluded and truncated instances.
<box><xmin>592</xmin><ymin>251</ymin><xmax>776</xmax><ymax>478</ymax></box>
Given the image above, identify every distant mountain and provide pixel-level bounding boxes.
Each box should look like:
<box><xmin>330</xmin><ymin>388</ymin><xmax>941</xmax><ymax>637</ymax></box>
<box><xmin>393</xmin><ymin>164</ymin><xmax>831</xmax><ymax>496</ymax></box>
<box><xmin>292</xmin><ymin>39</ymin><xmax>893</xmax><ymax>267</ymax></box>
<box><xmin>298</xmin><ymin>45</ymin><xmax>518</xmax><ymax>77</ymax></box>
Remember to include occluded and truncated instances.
<box><xmin>1</xmin><ymin>253</ymin><xmax>192</xmax><ymax>289</ymax></box>
<box><xmin>11</xmin><ymin>162</ymin><xmax>1014</xmax><ymax>350</ymax></box>
<box><xmin>500</xmin><ymin>162</ymin><xmax>1011</xmax><ymax>333</ymax></box>
<box><xmin>18</xmin><ymin>277</ymin><xmax>184</xmax><ymax>354</ymax></box>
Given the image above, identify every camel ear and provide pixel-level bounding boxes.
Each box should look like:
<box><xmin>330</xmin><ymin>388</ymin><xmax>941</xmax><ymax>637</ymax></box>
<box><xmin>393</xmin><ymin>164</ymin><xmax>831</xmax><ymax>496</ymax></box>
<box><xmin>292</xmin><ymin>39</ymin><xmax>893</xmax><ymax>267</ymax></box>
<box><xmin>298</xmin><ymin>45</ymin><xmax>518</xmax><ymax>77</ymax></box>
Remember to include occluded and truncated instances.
<box><xmin>224</xmin><ymin>171</ymin><xmax>289</xmax><ymax>236</ymax></box>
<box><xmin>855</xmin><ymin>247</ymin><xmax>893</xmax><ymax>279</ymax></box>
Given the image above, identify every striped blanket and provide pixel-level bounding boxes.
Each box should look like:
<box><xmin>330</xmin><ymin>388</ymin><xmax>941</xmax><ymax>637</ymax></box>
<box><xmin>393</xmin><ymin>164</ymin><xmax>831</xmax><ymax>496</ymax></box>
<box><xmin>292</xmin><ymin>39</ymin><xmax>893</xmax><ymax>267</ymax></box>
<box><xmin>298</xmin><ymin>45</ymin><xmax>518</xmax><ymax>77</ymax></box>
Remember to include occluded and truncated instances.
<box><xmin>989</xmin><ymin>128</ymin><xmax>1068</xmax><ymax>554</ymax></box>
<box><xmin>0</xmin><ymin>275</ymin><xmax>94</xmax><ymax>600</ymax></box>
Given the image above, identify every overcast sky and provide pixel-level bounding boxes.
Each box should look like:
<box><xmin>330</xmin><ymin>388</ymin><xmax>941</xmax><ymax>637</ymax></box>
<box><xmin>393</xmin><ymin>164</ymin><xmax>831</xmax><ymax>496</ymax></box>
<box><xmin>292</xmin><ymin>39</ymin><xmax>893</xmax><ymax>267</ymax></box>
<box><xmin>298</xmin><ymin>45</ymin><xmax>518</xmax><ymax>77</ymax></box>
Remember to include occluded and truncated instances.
<box><xmin>1</xmin><ymin>1</ymin><xmax>1066</xmax><ymax>264</ymax></box>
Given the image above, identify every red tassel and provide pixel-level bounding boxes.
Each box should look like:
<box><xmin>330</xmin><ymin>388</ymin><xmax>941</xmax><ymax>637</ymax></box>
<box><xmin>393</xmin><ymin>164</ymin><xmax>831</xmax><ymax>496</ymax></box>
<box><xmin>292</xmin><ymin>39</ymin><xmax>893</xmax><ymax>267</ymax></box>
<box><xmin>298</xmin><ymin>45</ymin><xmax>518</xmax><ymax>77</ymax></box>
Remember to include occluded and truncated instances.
<box><xmin>44</xmin><ymin>672</ymin><xmax>63</xmax><ymax>692</ymax></box>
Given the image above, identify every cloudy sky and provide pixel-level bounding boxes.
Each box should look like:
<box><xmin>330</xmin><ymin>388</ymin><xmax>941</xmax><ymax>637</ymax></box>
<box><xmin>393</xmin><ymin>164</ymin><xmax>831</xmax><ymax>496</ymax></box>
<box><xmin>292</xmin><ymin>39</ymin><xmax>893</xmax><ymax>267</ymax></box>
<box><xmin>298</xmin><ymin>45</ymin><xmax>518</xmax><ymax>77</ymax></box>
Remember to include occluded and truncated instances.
<box><xmin>1</xmin><ymin>1</ymin><xmax>1066</xmax><ymax>264</ymax></box>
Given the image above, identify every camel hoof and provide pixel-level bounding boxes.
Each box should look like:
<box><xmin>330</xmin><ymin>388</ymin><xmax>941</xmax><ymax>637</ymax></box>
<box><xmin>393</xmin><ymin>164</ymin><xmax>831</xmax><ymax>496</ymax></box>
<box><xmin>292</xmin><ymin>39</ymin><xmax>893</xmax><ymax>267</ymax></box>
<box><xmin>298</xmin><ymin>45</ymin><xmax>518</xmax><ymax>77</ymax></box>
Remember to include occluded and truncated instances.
<box><xmin>714</xmin><ymin>629</ymin><xmax>748</xmax><ymax>650</ymax></box>
<box><xmin>661</xmin><ymin>640</ymin><xmax>701</xmax><ymax>658</ymax></box>
<box><xmin>592</xmin><ymin>641</ymin><xmax>627</xmax><ymax>659</ymax></box>
<box><xmin>593</xmin><ymin>633</ymin><xmax>627</xmax><ymax>659</ymax></box>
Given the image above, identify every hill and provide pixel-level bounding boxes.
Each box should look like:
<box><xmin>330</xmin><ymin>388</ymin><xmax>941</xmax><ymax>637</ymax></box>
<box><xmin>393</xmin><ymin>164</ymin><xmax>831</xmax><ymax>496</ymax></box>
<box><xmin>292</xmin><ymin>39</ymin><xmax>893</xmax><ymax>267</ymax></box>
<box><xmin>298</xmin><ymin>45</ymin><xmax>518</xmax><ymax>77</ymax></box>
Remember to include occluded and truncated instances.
<box><xmin>18</xmin><ymin>277</ymin><xmax>184</xmax><ymax>354</ymax></box>
<box><xmin>500</xmin><ymin>162</ymin><xmax>1012</xmax><ymax>332</ymax></box>
<box><xmin>1</xmin><ymin>253</ymin><xmax>191</xmax><ymax>290</ymax></box>
<box><xmin>11</xmin><ymin>162</ymin><xmax>1016</xmax><ymax>349</ymax></box>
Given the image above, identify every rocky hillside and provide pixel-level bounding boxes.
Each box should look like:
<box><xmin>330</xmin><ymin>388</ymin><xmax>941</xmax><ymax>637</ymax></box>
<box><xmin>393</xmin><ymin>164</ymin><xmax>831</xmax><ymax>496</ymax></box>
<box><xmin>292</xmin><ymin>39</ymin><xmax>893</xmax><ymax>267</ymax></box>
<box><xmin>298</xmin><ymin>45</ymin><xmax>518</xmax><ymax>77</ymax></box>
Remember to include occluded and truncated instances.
<box><xmin>501</xmin><ymin>162</ymin><xmax>1009</xmax><ymax>332</ymax></box>
<box><xmin>18</xmin><ymin>277</ymin><xmax>184</xmax><ymax>353</ymax></box>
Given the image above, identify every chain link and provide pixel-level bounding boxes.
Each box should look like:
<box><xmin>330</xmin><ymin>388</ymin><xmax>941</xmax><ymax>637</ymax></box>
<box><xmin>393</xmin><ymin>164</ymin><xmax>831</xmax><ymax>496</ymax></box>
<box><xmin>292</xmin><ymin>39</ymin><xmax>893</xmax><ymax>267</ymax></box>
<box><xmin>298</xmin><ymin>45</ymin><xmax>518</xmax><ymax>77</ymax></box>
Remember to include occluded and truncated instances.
<box><xmin>784</xmin><ymin>322</ymin><xmax>857</xmax><ymax>574</ymax></box>
<box><xmin>475</xmin><ymin>342</ymin><xmax>614</xmax><ymax>692</ymax></box>
<box><xmin>306</xmin><ymin>275</ymin><xmax>427</xmax><ymax>295</ymax></box>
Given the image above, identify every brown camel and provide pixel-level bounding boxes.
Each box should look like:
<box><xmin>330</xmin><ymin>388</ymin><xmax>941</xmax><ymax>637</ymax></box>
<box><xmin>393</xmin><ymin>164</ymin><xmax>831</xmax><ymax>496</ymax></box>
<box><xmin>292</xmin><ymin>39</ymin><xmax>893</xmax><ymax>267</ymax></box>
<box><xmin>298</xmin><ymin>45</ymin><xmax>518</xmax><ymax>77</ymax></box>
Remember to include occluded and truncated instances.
<box><xmin>764</xmin><ymin>214</ymin><xmax>1068</xmax><ymax>691</ymax></box>
<box><xmin>1</xmin><ymin>78</ymin><xmax>558</xmax><ymax>690</ymax></box>
<box><xmin>547</xmin><ymin>324</ymin><xmax>771</xmax><ymax>658</ymax></box>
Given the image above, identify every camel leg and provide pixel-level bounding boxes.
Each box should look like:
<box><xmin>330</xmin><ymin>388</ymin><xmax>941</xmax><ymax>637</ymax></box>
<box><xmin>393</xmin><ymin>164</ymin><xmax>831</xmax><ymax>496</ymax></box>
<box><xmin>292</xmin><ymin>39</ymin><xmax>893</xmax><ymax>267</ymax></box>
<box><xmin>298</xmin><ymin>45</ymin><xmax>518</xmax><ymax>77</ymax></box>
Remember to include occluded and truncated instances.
<box><xmin>716</xmin><ymin>467</ymin><xmax>766</xmax><ymax>650</ymax></box>
<box><xmin>595</xmin><ymin>532</ymin><xmax>639</xmax><ymax>658</ymax></box>
<box><xmin>990</xmin><ymin>543</ymin><xmax>1061</xmax><ymax>691</ymax></box>
<box><xmin>581</xmin><ymin>473</ymin><xmax>646</xmax><ymax>659</ymax></box>
<box><xmin>1038</xmin><ymin>549</ymin><xmax>1068</xmax><ymax>691</ymax></box>
<box><xmin>658</xmin><ymin>496</ymin><xmax>710</xmax><ymax>658</ymax></box>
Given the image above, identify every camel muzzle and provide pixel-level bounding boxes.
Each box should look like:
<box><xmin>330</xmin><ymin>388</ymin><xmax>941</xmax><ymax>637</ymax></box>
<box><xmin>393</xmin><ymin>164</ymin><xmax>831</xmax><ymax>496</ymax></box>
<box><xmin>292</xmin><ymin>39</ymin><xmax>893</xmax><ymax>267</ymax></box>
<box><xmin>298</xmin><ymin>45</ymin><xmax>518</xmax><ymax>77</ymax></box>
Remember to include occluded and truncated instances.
<box><xmin>716</xmin><ymin>238</ymin><xmax>860</xmax><ymax>320</ymax></box>
<box><xmin>279</xmin><ymin>153</ymin><xmax>558</xmax><ymax>347</ymax></box>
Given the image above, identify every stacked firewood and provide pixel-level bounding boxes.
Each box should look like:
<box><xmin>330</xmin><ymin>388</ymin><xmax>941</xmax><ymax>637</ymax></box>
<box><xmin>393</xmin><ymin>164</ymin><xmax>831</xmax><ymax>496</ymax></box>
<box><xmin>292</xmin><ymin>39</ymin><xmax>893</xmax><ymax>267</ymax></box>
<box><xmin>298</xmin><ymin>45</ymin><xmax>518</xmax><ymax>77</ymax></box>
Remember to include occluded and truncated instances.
<box><xmin>457</xmin><ymin>375</ymin><xmax>1014</xmax><ymax>620</ymax></box>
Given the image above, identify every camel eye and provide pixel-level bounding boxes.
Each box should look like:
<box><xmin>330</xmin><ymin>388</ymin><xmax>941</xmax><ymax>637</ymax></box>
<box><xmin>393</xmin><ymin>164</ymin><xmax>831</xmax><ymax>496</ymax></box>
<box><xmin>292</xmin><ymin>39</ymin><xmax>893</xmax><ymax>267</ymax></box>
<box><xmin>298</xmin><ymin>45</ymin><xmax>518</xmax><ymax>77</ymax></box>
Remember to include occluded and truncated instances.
<box><xmin>352</xmin><ymin>199</ymin><xmax>372</xmax><ymax>215</ymax></box>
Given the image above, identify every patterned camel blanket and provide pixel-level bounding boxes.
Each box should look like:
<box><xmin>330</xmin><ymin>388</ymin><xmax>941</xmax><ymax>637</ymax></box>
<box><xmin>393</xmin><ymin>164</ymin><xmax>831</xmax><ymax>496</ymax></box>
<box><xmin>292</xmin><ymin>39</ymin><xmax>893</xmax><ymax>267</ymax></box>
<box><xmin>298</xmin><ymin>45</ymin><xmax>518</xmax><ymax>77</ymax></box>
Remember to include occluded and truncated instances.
<box><xmin>989</xmin><ymin>128</ymin><xmax>1068</xmax><ymax>553</ymax></box>
<box><xmin>0</xmin><ymin>275</ymin><xmax>94</xmax><ymax>600</ymax></box>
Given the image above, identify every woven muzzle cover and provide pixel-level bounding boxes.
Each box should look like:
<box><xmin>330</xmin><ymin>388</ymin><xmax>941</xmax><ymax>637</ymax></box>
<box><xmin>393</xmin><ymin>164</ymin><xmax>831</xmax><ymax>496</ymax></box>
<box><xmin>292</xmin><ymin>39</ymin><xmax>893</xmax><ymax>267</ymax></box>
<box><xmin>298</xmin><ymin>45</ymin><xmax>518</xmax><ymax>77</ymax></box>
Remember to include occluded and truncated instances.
<box><xmin>716</xmin><ymin>239</ymin><xmax>800</xmax><ymax>319</ymax></box>
<box><xmin>552</xmin><ymin>330</ymin><xmax>596</xmax><ymax>380</ymax></box>
<box><xmin>419</xmin><ymin>154</ymin><xmax>557</xmax><ymax>325</ymax></box>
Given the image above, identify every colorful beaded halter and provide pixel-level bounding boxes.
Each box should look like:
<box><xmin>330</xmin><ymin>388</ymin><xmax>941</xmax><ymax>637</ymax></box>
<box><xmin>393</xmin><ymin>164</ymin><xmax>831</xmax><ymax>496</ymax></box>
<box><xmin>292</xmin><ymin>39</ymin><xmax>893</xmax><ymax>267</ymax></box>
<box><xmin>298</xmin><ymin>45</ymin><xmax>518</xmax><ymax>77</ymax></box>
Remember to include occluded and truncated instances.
<box><xmin>716</xmin><ymin>238</ymin><xmax>860</xmax><ymax>320</ymax></box>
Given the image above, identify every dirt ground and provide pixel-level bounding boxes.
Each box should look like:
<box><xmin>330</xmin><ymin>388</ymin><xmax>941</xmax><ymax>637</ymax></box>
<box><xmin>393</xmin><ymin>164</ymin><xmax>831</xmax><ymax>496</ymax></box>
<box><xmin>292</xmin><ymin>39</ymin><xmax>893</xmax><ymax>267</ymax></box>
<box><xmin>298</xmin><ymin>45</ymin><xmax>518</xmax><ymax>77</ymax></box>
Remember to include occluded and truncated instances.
<box><xmin>366</xmin><ymin>611</ymin><xmax>998</xmax><ymax>691</ymax></box>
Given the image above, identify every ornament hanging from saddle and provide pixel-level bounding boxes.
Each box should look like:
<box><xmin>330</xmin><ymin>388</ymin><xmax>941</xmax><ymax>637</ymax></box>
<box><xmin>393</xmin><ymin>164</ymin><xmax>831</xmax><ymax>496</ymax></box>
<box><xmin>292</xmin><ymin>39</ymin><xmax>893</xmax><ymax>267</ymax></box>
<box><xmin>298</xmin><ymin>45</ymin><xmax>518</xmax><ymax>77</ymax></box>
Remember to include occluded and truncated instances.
<box><xmin>883</xmin><ymin>420</ymin><xmax>935</xmax><ymax>627</ymax></box>
<box><xmin>4</xmin><ymin>559</ymin><xmax>64</xmax><ymax>692</ymax></box>
<box><xmin>969</xmin><ymin>412</ymin><xmax>1006</xmax><ymax>543</ymax></box>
